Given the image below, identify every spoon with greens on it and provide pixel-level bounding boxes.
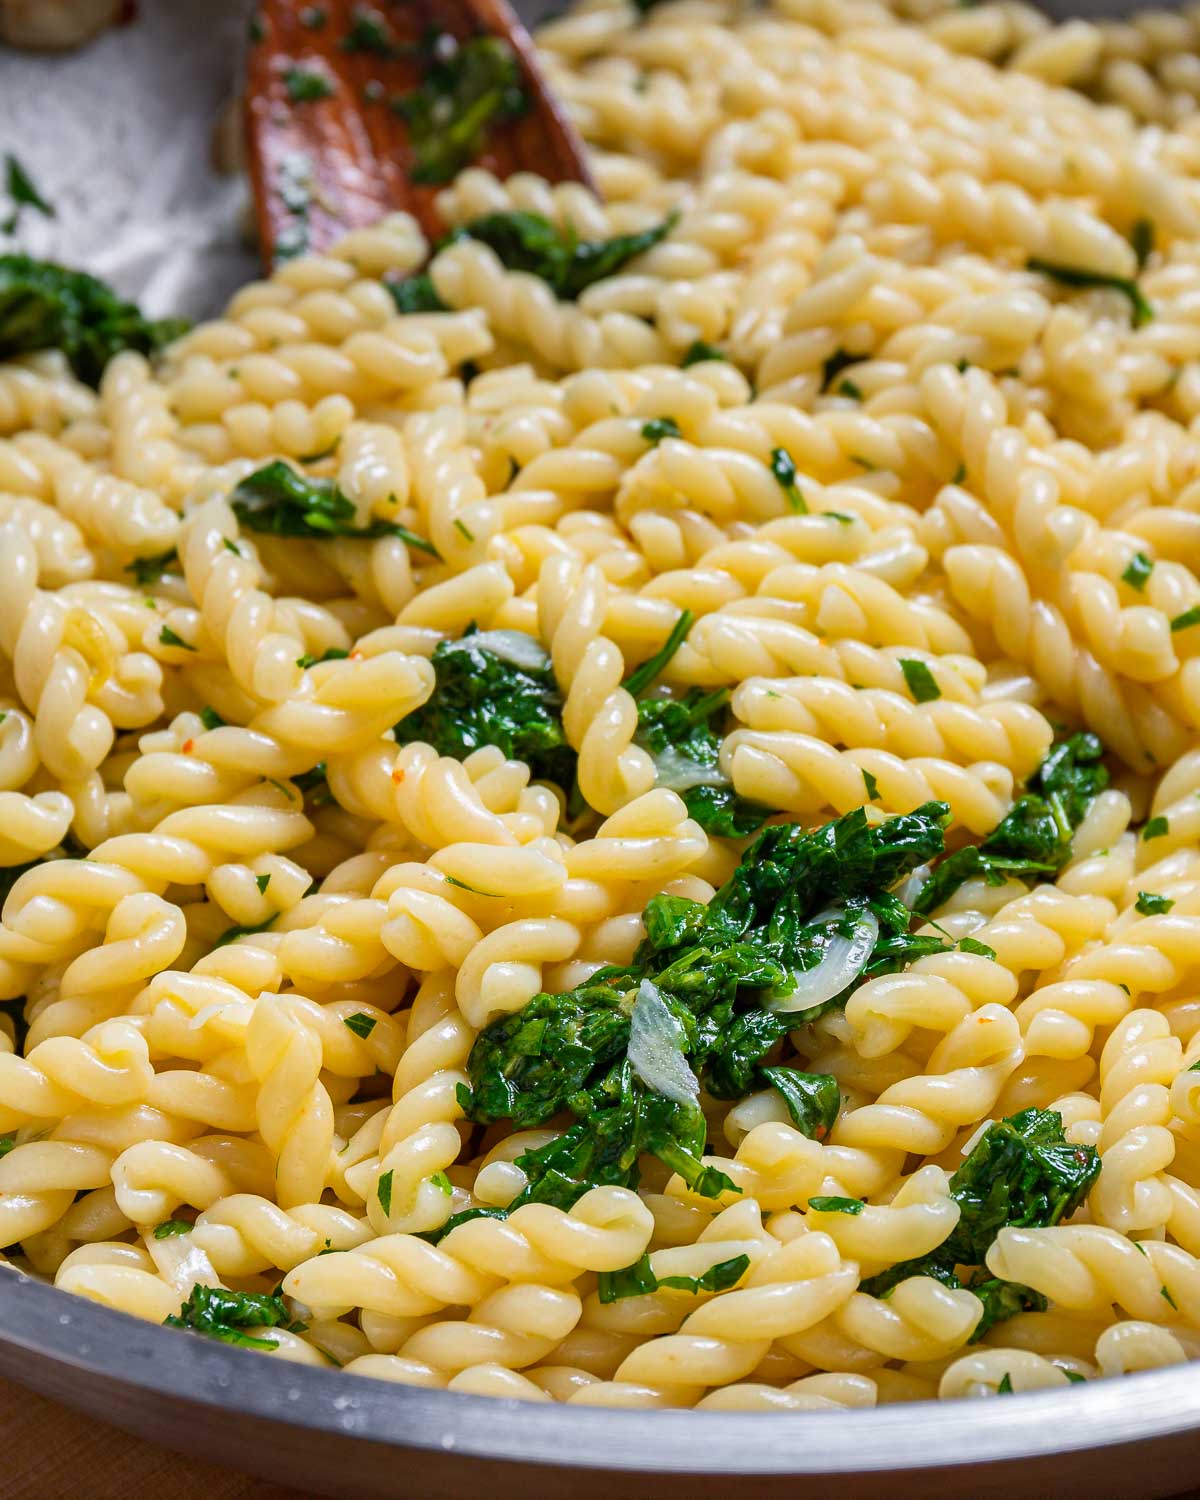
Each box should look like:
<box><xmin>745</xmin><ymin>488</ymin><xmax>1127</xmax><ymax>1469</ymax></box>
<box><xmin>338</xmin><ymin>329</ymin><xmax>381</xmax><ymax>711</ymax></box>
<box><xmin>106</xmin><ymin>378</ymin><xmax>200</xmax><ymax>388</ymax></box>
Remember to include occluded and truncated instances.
<box><xmin>244</xmin><ymin>0</ymin><xmax>593</xmax><ymax>263</ymax></box>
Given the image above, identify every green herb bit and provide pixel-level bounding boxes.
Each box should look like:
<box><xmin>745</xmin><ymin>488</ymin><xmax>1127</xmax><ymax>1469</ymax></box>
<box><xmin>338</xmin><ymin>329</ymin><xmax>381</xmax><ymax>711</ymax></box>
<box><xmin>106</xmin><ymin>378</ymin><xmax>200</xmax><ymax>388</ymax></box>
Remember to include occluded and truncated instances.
<box><xmin>997</xmin><ymin>1373</ymin><xmax>1014</xmax><ymax>1395</ymax></box>
<box><xmin>431</xmin><ymin>1170</ymin><xmax>453</xmax><ymax>1195</ymax></box>
<box><xmin>393</xmin><ymin>34</ymin><xmax>528</xmax><ymax>185</ymax></box>
<box><xmin>284</xmin><ymin>65</ymin><xmax>335</xmax><ymax>103</ymax></box>
<box><xmin>296</xmin><ymin>646</ymin><xmax>350</xmax><ymax>669</ymax></box>
<box><xmin>1027</xmin><ymin>257</ymin><xmax>1153</xmax><ymax>329</ymax></box>
<box><xmin>597</xmin><ymin>1251</ymin><xmax>749</xmax><ymax>1303</ymax></box>
<box><xmin>808</xmin><ymin>1195</ymin><xmax>864</xmax><ymax>1215</ymax></box>
<box><xmin>681</xmin><ymin>340</ymin><xmax>727</xmax><ymax>367</ymax></box>
<box><xmin>344</xmin><ymin>1012</ymin><xmax>377</xmax><ymax>1039</ymax></box>
<box><xmin>1064</xmin><ymin>1369</ymin><xmax>1087</xmax><ymax>1384</ymax></box>
<box><xmin>153</xmin><ymin>1219</ymin><xmax>194</xmax><ymax>1239</ymax></box>
<box><xmin>254</xmin><ymin>874</ymin><xmax>271</xmax><ymax>895</ymax></box>
<box><xmin>899</xmin><ymin>658</ymin><xmax>941</xmax><ymax>703</ymax></box>
<box><xmin>1162</xmin><ymin>1284</ymin><xmax>1179</xmax><ymax>1310</ymax></box>
<box><xmin>951</xmin><ymin>462</ymin><xmax>966</xmax><ymax>484</ymax></box>
<box><xmin>769</xmin><ymin>446</ymin><xmax>806</xmax><ymax>512</ymax></box>
<box><xmin>213</xmin><ymin>915</ymin><xmax>277</xmax><ymax>949</ymax></box>
<box><xmin>3</xmin><ymin>154</ymin><xmax>55</xmax><ymax>235</ymax></box>
<box><xmin>1135</xmin><ymin>891</ymin><xmax>1174</xmax><ymax>915</ymax></box>
<box><xmin>447</xmin><ymin>209</ymin><xmax>677</xmax><ymax>301</ymax></box>
<box><xmin>1130</xmin><ymin>218</ymin><xmax>1155</xmax><ymax>271</ymax></box>
<box><xmin>0</xmin><ymin>254</ymin><xmax>189</xmax><ymax>386</ymax></box>
<box><xmin>624</xmin><ymin>610</ymin><xmax>693</xmax><ymax>698</ymax></box>
<box><xmin>165</xmin><ymin>1285</ymin><xmax>294</xmax><ymax>1350</ymax></box>
<box><xmin>377</xmin><ymin>1168</ymin><xmax>394</xmax><ymax>1216</ymax></box>
<box><xmin>959</xmin><ymin>937</ymin><xmax>997</xmax><ymax>959</ymax></box>
<box><xmin>821</xmin><ymin>349</ymin><xmax>858</xmax><ymax>390</ymax></box>
<box><xmin>1121</xmin><ymin>551</ymin><xmax>1154</xmax><ymax>591</ymax></box>
<box><xmin>453</xmin><ymin>517</ymin><xmax>475</xmax><ymax>542</ymax></box>
<box><xmin>1171</xmin><ymin>605</ymin><xmax>1200</xmax><ymax>633</ymax></box>
<box><xmin>642</xmin><ymin>416</ymin><xmax>681</xmax><ymax>445</ymax></box>
<box><xmin>385</xmin><ymin>272</ymin><xmax>448</xmax><ymax>314</ymax></box>
<box><xmin>197</xmin><ymin>707</ymin><xmax>226</xmax><ymax>733</ymax></box>
<box><xmin>159</xmin><ymin>625</ymin><xmax>195</xmax><ymax>652</ymax></box>
<box><xmin>837</xmin><ymin>378</ymin><xmax>863</xmax><ymax>400</ymax></box>
<box><xmin>340</xmin><ymin>5</ymin><xmax>396</xmax><ymax>54</ymax></box>
<box><xmin>0</xmin><ymin>1134</ymin><xmax>16</xmax><ymax>1160</ymax></box>
<box><xmin>230</xmin><ymin>461</ymin><xmax>439</xmax><ymax>552</ymax></box>
<box><xmin>1143</xmin><ymin>816</ymin><xmax>1169</xmax><ymax>842</ymax></box>
<box><xmin>862</xmin><ymin>768</ymin><xmax>879</xmax><ymax>801</ymax></box>
<box><xmin>442</xmin><ymin>873</ymin><xmax>498</xmax><ymax>897</ymax></box>
<box><xmin>125</xmin><ymin>548</ymin><xmax>178</xmax><ymax>586</ymax></box>
<box><xmin>824</xmin><ymin>511</ymin><xmax>855</xmax><ymax>524</ymax></box>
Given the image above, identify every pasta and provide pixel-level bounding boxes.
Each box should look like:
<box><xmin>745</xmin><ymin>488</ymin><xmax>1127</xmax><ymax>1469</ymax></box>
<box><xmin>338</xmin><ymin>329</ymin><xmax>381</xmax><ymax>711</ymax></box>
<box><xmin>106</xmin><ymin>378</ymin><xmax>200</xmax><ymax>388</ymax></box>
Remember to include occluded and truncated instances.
<box><xmin>6</xmin><ymin>0</ymin><xmax>1200</xmax><ymax>1415</ymax></box>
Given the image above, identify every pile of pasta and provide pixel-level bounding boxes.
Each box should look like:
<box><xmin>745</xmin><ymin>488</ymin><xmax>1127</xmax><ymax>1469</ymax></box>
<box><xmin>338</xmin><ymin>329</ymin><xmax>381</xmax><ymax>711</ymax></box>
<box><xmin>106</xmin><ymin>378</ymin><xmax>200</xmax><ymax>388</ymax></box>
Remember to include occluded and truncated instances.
<box><xmin>5</xmin><ymin>0</ymin><xmax>1200</xmax><ymax>1411</ymax></box>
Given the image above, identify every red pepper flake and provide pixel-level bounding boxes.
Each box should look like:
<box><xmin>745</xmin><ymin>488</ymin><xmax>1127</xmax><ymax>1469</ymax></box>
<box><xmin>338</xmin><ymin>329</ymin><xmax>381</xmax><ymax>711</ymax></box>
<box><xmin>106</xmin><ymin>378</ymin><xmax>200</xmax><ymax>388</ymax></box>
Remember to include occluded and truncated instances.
<box><xmin>391</xmin><ymin>768</ymin><xmax>405</xmax><ymax>785</ymax></box>
<box><xmin>182</xmin><ymin>739</ymin><xmax>195</xmax><ymax>755</ymax></box>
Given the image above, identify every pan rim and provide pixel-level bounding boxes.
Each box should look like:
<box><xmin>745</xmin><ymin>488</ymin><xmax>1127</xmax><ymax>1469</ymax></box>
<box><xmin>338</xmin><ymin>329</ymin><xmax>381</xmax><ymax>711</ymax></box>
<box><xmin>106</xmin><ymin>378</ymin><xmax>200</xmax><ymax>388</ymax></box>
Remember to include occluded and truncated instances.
<box><xmin>2</xmin><ymin>1267</ymin><xmax>1198</xmax><ymax>1477</ymax></box>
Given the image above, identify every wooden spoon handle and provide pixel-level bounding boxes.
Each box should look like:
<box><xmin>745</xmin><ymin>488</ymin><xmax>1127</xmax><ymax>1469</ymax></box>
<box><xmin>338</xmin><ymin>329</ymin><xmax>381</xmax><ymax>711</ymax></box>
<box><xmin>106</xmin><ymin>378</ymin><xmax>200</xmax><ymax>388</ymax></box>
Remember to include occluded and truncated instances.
<box><xmin>246</xmin><ymin>0</ymin><xmax>592</xmax><ymax>265</ymax></box>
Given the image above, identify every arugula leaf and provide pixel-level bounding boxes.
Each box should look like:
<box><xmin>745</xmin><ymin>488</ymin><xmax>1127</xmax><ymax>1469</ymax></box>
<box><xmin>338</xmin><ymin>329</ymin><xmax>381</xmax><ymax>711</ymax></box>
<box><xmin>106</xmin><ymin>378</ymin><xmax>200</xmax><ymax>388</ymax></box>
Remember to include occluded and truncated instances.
<box><xmin>392</xmin><ymin>35</ymin><xmax>527</xmax><ymax>185</ymax></box>
<box><xmin>959</xmin><ymin>936</ymin><xmax>997</xmax><ymax>959</ymax></box>
<box><xmin>395</xmin><ymin>626</ymin><xmax>576</xmax><ymax>790</ymax></box>
<box><xmin>415</xmin><ymin>1205</ymin><xmax>509</xmax><ymax>1244</ymax></box>
<box><xmin>1143</xmin><ymin>816</ymin><xmax>1169</xmax><ymax>841</ymax></box>
<box><xmin>343</xmin><ymin>1012</ymin><xmax>377</xmax><ymax>1039</ymax></box>
<box><xmin>165</xmin><ymin>1285</ymin><xmax>297</xmax><ymax>1350</ymax></box>
<box><xmin>808</xmin><ymin>1195</ymin><xmax>864</xmax><ymax>1214</ymax></box>
<box><xmin>447</xmin><ymin>210</ymin><xmax>677</xmax><ymax>301</ymax></box>
<box><xmin>199</xmin><ymin>707</ymin><xmax>226</xmax><ymax>731</ymax></box>
<box><xmin>1135</xmin><ymin>891</ymin><xmax>1173</xmax><ymax>915</ymax></box>
<box><xmin>255</xmin><ymin>874</ymin><xmax>271</xmax><ymax>895</ymax></box>
<box><xmin>2</xmin><ymin>154</ymin><xmax>55</xmax><ymax>235</ymax></box>
<box><xmin>377</xmin><ymin>1169</ymin><xmax>394</xmax><ymax>1216</ymax></box>
<box><xmin>860</xmin><ymin>1108</ymin><xmax>1099</xmax><ymax>1341</ymax></box>
<box><xmin>463</xmin><ymin>802</ymin><xmax>950</xmax><ymax>1204</ymax></box>
<box><xmin>0</xmin><ymin>254</ymin><xmax>188</xmax><ymax>386</ymax></box>
<box><xmin>634</xmin><ymin>684</ymin><xmax>774</xmax><ymax>837</ymax></box>
<box><xmin>1028</xmin><ymin>257</ymin><xmax>1153</xmax><ymax>328</ymax></box>
<box><xmin>159</xmin><ymin>626</ymin><xmax>195</xmax><ymax>652</ymax></box>
<box><xmin>230</xmin><ymin>462</ymin><xmax>439</xmax><ymax>552</ymax></box>
<box><xmin>759</xmin><ymin>1066</ymin><xmax>839</xmax><ymax>1140</ymax></box>
<box><xmin>913</xmin><ymin>733</ymin><xmax>1107</xmax><ymax>915</ymax></box>
<box><xmin>386</xmin><ymin>273</ymin><xmax>448</xmax><ymax>314</ymax></box>
<box><xmin>597</xmin><ymin>1251</ymin><xmax>749</xmax><ymax>1303</ymax></box>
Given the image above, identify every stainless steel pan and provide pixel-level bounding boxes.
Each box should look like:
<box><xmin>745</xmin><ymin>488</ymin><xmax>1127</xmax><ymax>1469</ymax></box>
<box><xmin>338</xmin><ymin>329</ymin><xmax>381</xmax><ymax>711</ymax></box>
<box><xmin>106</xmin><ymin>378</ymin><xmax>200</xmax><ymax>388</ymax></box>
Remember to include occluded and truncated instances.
<box><xmin>0</xmin><ymin>4</ymin><xmax>1196</xmax><ymax>1495</ymax></box>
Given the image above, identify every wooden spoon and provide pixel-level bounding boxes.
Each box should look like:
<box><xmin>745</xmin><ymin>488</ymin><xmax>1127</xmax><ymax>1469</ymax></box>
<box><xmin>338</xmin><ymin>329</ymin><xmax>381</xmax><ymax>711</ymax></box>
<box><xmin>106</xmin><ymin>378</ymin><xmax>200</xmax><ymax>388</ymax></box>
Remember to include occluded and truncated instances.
<box><xmin>244</xmin><ymin>0</ymin><xmax>592</xmax><ymax>264</ymax></box>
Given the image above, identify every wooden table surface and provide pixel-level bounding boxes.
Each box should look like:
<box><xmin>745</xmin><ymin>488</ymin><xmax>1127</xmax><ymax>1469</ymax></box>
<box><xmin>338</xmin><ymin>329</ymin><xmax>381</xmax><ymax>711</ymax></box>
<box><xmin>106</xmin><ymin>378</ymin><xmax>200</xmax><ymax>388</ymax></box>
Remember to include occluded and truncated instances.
<box><xmin>0</xmin><ymin>1375</ymin><xmax>313</xmax><ymax>1500</ymax></box>
<box><xmin>4</xmin><ymin>1371</ymin><xmax>1200</xmax><ymax>1500</ymax></box>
